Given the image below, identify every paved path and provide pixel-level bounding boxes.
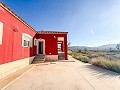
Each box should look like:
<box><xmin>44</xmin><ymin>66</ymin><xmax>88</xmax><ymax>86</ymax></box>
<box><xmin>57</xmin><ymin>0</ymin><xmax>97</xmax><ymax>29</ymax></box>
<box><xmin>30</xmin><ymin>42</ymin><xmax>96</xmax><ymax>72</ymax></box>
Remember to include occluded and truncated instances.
<box><xmin>4</xmin><ymin>56</ymin><xmax>120</xmax><ymax>90</ymax></box>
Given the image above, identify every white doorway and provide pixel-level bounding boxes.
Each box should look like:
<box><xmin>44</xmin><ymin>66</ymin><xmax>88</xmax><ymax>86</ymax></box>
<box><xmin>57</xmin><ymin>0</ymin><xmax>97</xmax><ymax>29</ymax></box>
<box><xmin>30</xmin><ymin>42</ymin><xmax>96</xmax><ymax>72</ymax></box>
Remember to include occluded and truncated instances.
<box><xmin>37</xmin><ymin>39</ymin><xmax>45</xmax><ymax>54</ymax></box>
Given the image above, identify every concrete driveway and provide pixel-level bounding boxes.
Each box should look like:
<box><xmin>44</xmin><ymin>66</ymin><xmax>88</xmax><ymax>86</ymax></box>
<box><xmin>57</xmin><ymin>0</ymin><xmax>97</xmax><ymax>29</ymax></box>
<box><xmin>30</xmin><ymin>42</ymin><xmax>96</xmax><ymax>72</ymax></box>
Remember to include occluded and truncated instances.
<box><xmin>4</xmin><ymin>56</ymin><xmax>120</xmax><ymax>90</ymax></box>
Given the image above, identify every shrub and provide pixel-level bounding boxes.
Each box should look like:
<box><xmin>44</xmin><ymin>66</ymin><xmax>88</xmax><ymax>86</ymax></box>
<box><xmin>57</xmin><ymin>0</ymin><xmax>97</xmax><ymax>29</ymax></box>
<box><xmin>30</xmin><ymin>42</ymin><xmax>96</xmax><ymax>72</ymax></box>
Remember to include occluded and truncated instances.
<box><xmin>68</xmin><ymin>50</ymin><xmax>89</xmax><ymax>63</ymax></box>
<box><xmin>90</xmin><ymin>57</ymin><xmax>120</xmax><ymax>73</ymax></box>
<box><xmin>69</xmin><ymin>50</ymin><xmax>120</xmax><ymax>73</ymax></box>
<box><xmin>78</xmin><ymin>56</ymin><xmax>89</xmax><ymax>63</ymax></box>
<box><xmin>77</xmin><ymin>50</ymin><xmax>82</xmax><ymax>53</ymax></box>
<box><xmin>68</xmin><ymin>50</ymin><xmax>73</xmax><ymax>55</ymax></box>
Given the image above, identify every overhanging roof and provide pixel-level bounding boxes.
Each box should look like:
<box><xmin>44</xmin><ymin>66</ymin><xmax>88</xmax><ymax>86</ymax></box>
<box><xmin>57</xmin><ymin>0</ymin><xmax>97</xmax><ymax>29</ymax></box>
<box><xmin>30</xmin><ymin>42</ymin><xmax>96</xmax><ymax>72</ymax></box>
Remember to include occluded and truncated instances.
<box><xmin>0</xmin><ymin>2</ymin><xmax>68</xmax><ymax>34</ymax></box>
<box><xmin>0</xmin><ymin>2</ymin><xmax>36</xmax><ymax>32</ymax></box>
<box><xmin>37</xmin><ymin>30</ymin><xmax>68</xmax><ymax>34</ymax></box>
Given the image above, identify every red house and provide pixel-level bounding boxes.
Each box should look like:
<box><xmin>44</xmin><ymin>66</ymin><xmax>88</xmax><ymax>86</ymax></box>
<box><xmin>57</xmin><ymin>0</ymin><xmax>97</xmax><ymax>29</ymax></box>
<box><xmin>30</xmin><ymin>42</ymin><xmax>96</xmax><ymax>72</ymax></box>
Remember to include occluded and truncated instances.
<box><xmin>0</xmin><ymin>3</ymin><xmax>68</xmax><ymax>79</ymax></box>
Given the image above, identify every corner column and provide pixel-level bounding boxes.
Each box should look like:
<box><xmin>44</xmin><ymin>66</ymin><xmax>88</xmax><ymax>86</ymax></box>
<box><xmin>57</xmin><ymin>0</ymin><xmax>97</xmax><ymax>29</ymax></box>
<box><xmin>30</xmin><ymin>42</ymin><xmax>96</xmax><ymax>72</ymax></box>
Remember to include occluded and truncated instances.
<box><xmin>64</xmin><ymin>35</ymin><xmax>68</xmax><ymax>60</ymax></box>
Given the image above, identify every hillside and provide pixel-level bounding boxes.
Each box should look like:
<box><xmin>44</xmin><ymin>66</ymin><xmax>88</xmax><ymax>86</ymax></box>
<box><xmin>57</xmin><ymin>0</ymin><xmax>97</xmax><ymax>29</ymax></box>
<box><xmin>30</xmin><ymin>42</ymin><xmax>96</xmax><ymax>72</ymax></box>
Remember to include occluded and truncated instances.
<box><xmin>69</xmin><ymin>44</ymin><xmax>118</xmax><ymax>50</ymax></box>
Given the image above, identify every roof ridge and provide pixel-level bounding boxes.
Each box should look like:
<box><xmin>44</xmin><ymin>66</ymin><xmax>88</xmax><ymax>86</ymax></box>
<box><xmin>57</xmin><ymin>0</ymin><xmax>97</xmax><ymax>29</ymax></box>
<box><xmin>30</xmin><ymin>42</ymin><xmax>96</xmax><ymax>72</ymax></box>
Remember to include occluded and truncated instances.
<box><xmin>0</xmin><ymin>2</ymin><xmax>36</xmax><ymax>33</ymax></box>
<box><xmin>37</xmin><ymin>30</ymin><xmax>68</xmax><ymax>34</ymax></box>
<box><xmin>0</xmin><ymin>2</ymin><xmax>68</xmax><ymax>34</ymax></box>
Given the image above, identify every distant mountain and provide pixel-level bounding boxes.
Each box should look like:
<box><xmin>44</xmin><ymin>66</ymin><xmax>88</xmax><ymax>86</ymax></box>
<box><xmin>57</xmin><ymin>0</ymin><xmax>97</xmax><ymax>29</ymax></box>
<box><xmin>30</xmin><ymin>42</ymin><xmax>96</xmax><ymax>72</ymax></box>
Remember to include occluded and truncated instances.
<box><xmin>69</xmin><ymin>44</ymin><xmax>118</xmax><ymax>51</ymax></box>
<box><xmin>97</xmin><ymin>44</ymin><xmax>117</xmax><ymax>50</ymax></box>
<box><xmin>69</xmin><ymin>46</ymin><xmax>90</xmax><ymax>50</ymax></box>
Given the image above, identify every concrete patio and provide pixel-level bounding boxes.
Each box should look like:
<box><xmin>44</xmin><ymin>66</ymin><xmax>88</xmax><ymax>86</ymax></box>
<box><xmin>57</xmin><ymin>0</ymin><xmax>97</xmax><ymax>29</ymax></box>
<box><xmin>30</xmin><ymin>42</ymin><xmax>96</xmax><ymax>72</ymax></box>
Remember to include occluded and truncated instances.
<box><xmin>2</xmin><ymin>56</ymin><xmax>120</xmax><ymax>90</ymax></box>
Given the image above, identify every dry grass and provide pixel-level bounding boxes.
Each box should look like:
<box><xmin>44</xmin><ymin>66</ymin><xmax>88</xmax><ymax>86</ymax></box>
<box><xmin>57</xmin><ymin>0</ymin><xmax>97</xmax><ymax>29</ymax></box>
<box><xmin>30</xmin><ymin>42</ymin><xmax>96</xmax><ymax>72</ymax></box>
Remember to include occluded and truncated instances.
<box><xmin>68</xmin><ymin>50</ymin><xmax>120</xmax><ymax>73</ymax></box>
<box><xmin>90</xmin><ymin>57</ymin><xmax>120</xmax><ymax>73</ymax></box>
<box><xmin>68</xmin><ymin>50</ymin><xmax>89</xmax><ymax>63</ymax></box>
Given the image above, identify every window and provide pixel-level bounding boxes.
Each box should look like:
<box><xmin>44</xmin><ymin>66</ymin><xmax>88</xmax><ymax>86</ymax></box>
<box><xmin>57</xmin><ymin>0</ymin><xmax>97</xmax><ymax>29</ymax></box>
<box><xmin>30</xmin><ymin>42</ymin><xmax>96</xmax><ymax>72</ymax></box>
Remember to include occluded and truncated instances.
<box><xmin>0</xmin><ymin>22</ymin><xmax>3</xmax><ymax>45</ymax></box>
<box><xmin>22</xmin><ymin>33</ymin><xmax>33</xmax><ymax>47</ymax></box>
<box><xmin>58</xmin><ymin>43</ymin><xmax>62</xmax><ymax>52</ymax></box>
<box><xmin>34</xmin><ymin>38</ymin><xmax>37</xmax><ymax>46</ymax></box>
<box><xmin>23</xmin><ymin>40</ymin><xmax>29</xmax><ymax>46</ymax></box>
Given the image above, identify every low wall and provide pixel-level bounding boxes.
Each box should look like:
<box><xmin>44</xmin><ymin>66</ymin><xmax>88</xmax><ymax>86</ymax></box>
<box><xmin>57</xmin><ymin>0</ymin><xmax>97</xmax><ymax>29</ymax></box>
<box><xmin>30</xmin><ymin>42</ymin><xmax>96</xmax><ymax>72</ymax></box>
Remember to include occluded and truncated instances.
<box><xmin>46</xmin><ymin>55</ymin><xmax>58</xmax><ymax>61</ymax></box>
<box><xmin>0</xmin><ymin>56</ymin><xmax>35</xmax><ymax>79</ymax></box>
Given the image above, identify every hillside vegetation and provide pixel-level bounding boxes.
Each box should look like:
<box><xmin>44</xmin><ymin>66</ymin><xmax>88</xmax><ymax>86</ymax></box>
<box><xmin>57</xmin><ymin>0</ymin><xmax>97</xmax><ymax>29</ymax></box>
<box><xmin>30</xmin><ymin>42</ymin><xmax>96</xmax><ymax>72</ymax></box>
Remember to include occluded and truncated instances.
<box><xmin>68</xmin><ymin>50</ymin><xmax>120</xmax><ymax>73</ymax></box>
<box><xmin>69</xmin><ymin>44</ymin><xmax>117</xmax><ymax>51</ymax></box>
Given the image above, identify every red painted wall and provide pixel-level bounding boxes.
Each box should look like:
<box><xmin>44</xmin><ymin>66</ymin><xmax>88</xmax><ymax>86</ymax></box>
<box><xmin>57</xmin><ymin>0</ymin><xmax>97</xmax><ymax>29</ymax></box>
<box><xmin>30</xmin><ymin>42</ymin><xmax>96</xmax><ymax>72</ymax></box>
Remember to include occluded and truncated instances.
<box><xmin>37</xmin><ymin>34</ymin><xmax>58</xmax><ymax>55</ymax></box>
<box><xmin>0</xmin><ymin>6</ymin><xmax>37</xmax><ymax>64</ymax></box>
<box><xmin>0</xmin><ymin>4</ymin><xmax>68</xmax><ymax>64</ymax></box>
<box><xmin>37</xmin><ymin>34</ymin><xmax>68</xmax><ymax>59</ymax></box>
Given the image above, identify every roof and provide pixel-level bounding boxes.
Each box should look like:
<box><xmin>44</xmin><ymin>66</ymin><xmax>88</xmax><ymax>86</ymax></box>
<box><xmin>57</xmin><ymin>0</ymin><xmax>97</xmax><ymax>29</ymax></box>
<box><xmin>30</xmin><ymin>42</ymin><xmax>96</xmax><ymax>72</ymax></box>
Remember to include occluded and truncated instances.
<box><xmin>0</xmin><ymin>2</ymin><xmax>36</xmax><ymax>32</ymax></box>
<box><xmin>37</xmin><ymin>30</ymin><xmax>68</xmax><ymax>34</ymax></box>
<box><xmin>0</xmin><ymin>2</ymin><xmax>68</xmax><ymax>34</ymax></box>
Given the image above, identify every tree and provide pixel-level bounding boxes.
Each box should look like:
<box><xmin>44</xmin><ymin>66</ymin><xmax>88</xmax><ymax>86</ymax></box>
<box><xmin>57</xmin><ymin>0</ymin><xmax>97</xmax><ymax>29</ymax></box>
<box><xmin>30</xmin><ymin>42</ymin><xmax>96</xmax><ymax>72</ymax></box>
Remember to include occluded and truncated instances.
<box><xmin>77</xmin><ymin>49</ymin><xmax>82</xmax><ymax>53</ymax></box>
<box><xmin>84</xmin><ymin>47</ymin><xmax>88</xmax><ymax>52</ymax></box>
<box><xmin>116</xmin><ymin>44</ymin><xmax>120</xmax><ymax>51</ymax></box>
<box><xmin>67</xmin><ymin>41</ymin><xmax>71</xmax><ymax>48</ymax></box>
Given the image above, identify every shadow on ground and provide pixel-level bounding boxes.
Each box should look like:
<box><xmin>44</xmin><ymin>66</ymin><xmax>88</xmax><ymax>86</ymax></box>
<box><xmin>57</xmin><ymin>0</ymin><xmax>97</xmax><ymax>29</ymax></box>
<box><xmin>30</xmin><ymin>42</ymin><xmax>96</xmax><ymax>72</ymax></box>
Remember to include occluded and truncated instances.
<box><xmin>84</xmin><ymin>64</ymin><xmax>120</xmax><ymax>79</ymax></box>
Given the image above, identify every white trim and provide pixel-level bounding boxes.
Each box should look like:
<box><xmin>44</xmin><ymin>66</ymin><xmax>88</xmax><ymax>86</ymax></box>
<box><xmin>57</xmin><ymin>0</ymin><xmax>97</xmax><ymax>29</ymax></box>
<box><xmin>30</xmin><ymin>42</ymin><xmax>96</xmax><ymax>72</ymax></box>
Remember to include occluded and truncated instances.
<box><xmin>0</xmin><ymin>22</ymin><xmax>3</xmax><ymax>45</ymax></box>
<box><xmin>23</xmin><ymin>33</ymin><xmax>32</xmax><ymax>38</ymax></box>
<box><xmin>0</xmin><ymin>56</ymin><xmax>35</xmax><ymax>79</ymax></box>
<box><xmin>58</xmin><ymin>42</ymin><xmax>62</xmax><ymax>44</ymax></box>
<box><xmin>22</xmin><ymin>33</ymin><xmax>33</xmax><ymax>47</ymax></box>
<box><xmin>34</xmin><ymin>38</ymin><xmax>37</xmax><ymax>46</ymax></box>
<box><xmin>36</xmin><ymin>39</ymin><xmax>39</xmax><ymax>54</ymax></box>
<box><xmin>58</xmin><ymin>37</ymin><xmax>64</xmax><ymax>41</ymax></box>
<box><xmin>37</xmin><ymin>39</ymin><xmax>45</xmax><ymax>54</ymax></box>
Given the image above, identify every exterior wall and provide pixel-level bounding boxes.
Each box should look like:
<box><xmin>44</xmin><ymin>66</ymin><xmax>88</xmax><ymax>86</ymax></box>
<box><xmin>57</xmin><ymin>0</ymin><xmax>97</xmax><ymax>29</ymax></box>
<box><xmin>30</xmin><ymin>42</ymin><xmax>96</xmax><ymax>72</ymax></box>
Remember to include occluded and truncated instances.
<box><xmin>37</xmin><ymin>34</ymin><xmax>58</xmax><ymax>55</ymax></box>
<box><xmin>61</xmin><ymin>42</ymin><xmax>64</xmax><ymax>52</ymax></box>
<box><xmin>37</xmin><ymin>34</ymin><xmax>68</xmax><ymax>60</ymax></box>
<box><xmin>0</xmin><ymin>56</ymin><xmax>35</xmax><ymax>79</ymax></box>
<box><xmin>0</xmin><ymin>5</ymin><xmax>37</xmax><ymax>64</ymax></box>
<box><xmin>0</xmin><ymin>22</ymin><xmax>3</xmax><ymax>44</ymax></box>
<box><xmin>46</xmin><ymin>55</ymin><xmax>58</xmax><ymax>60</ymax></box>
<box><xmin>64</xmin><ymin>35</ymin><xmax>68</xmax><ymax>60</ymax></box>
<box><xmin>0</xmin><ymin>3</ymin><xmax>68</xmax><ymax>79</ymax></box>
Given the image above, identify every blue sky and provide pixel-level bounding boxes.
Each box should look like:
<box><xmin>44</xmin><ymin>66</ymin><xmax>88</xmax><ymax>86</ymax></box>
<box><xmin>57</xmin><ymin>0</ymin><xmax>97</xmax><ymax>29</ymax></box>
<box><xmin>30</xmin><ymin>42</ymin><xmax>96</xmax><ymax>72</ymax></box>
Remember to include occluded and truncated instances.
<box><xmin>1</xmin><ymin>0</ymin><xmax>120</xmax><ymax>46</ymax></box>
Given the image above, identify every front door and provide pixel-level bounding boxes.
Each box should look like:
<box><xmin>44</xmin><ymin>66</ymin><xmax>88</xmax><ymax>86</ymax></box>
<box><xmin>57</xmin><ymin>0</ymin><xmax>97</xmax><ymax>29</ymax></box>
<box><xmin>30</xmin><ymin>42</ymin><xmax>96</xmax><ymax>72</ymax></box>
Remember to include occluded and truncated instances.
<box><xmin>39</xmin><ymin>42</ymin><xmax>43</xmax><ymax>54</ymax></box>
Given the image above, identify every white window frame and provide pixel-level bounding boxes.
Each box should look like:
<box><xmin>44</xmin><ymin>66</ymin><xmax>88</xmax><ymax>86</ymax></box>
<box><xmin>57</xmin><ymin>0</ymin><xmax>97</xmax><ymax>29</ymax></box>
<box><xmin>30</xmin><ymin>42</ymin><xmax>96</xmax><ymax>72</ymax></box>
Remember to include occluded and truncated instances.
<box><xmin>34</xmin><ymin>38</ymin><xmax>37</xmax><ymax>46</ymax></box>
<box><xmin>0</xmin><ymin>22</ymin><xmax>3</xmax><ymax>45</ymax></box>
<box><xmin>22</xmin><ymin>33</ymin><xmax>33</xmax><ymax>47</ymax></box>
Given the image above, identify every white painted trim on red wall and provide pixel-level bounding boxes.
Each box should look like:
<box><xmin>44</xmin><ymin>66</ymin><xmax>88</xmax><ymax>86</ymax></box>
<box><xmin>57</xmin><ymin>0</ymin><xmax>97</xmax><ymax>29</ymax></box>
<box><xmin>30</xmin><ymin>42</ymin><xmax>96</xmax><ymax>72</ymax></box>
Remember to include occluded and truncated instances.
<box><xmin>0</xmin><ymin>22</ymin><xmax>3</xmax><ymax>45</ymax></box>
<box><xmin>34</xmin><ymin>38</ymin><xmax>37</xmax><ymax>46</ymax></box>
<box><xmin>22</xmin><ymin>33</ymin><xmax>33</xmax><ymax>47</ymax></box>
<box><xmin>37</xmin><ymin>39</ymin><xmax>45</xmax><ymax>54</ymax></box>
<box><xmin>58</xmin><ymin>37</ymin><xmax>64</xmax><ymax>41</ymax></box>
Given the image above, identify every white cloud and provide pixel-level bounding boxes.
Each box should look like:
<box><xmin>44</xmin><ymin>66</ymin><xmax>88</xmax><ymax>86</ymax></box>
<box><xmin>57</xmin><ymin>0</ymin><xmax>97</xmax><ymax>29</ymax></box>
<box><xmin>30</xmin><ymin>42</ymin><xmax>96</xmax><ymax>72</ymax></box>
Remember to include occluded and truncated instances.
<box><xmin>90</xmin><ymin>29</ymin><xmax>94</xmax><ymax>35</ymax></box>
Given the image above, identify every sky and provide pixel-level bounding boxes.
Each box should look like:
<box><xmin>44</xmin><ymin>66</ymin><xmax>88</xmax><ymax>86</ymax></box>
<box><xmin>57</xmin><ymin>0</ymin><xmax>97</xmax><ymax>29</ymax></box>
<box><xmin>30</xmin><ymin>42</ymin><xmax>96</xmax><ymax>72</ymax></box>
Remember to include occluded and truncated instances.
<box><xmin>1</xmin><ymin>0</ymin><xmax>120</xmax><ymax>47</ymax></box>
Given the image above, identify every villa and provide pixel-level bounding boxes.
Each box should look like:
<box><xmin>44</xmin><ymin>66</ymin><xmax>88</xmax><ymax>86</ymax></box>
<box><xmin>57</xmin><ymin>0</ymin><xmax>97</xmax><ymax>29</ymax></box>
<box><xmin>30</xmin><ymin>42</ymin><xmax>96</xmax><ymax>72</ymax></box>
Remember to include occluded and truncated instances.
<box><xmin>0</xmin><ymin>2</ymin><xmax>68</xmax><ymax>79</ymax></box>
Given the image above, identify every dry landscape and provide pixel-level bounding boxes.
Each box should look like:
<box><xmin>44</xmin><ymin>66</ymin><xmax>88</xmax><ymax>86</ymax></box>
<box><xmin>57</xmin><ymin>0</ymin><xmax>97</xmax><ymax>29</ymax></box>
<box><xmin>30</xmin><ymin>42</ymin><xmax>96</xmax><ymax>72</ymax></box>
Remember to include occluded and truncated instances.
<box><xmin>68</xmin><ymin>49</ymin><xmax>120</xmax><ymax>73</ymax></box>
